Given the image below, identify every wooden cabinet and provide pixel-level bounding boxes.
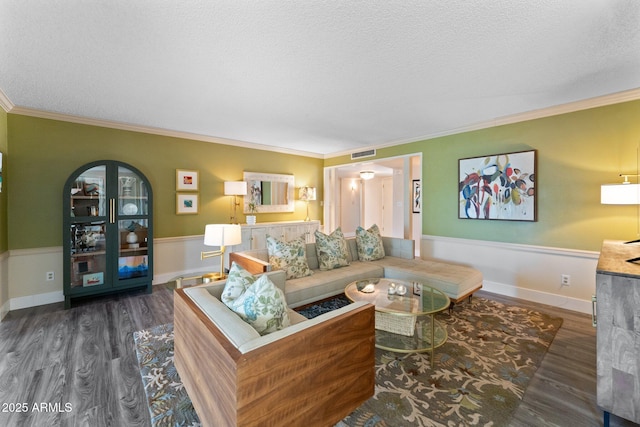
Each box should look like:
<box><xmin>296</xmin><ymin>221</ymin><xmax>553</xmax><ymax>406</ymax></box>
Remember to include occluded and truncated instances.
<box><xmin>63</xmin><ymin>160</ymin><xmax>153</xmax><ymax>308</ymax></box>
<box><xmin>595</xmin><ymin>240</ymin><xmax>640</xmax><ymax>425</ymax></box>
<box><xmin>237</xmin><ymin>220</ymin><xmax>321</xmax><ymax>251</ymax></box>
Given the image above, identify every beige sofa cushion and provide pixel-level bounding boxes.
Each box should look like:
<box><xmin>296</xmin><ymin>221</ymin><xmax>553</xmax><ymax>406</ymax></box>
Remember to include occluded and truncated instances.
<box><xmin>376</xmin><ymin>257</ymin><xmax>483</xmax><ymax>300</ymax></box>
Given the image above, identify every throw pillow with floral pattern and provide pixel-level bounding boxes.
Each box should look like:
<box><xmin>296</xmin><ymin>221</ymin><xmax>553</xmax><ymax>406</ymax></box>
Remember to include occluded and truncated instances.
<box><xmin>355</xmin><ymin>224</ymin><xmax>386</xmax><ymax>261</ymax></box>
<box><xmin>266</xmin><ymin>235</ymin><xmax>313</xmax><ymax>279</ymax></box>
<box><xmin>314</xmin><ymin>227</ymin><xmax>350</xmax><ymax>270</ymax></box>
<box><xmin>224</xmin><ymin>273</ymin><xmax>291</xmax><ymax>335</ymax></box>
<box><xmin>221</xmin><ymin>262</ymin><xmax>257</xmax><ymax>306</ymax></box>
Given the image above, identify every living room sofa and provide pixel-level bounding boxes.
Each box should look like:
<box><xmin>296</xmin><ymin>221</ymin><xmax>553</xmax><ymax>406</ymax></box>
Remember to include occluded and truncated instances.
<box><xmin>173</xmin><ymin>271</ymin><xmax>375</xmax><ymax>427</ymax></box>
<box><xmin>229</xmin><ymin>236</ymin><xmax>483</xmax><ymax>309</ymax></box>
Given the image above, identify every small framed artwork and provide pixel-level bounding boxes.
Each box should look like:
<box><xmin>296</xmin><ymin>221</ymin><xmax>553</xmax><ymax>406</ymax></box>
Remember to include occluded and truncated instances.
<box><xmin>83</xmin><ymin>272</ymin><xmax>104</xmax><ymax>287</ymax></box>
<box><xmin>176</xmin><ymin>193</ymin><xmax>199</xmax><ymax>215</ymax></box>
<box><xmin>176</xmin><ymin>169</ymin><xmax>199</xmax><ymax>191</ymax></box>
<box><xmin>412</xmin><ymin>179</ymin><xmax>421</xmax><ymax>213</ymax></box>
<box><xmin>459</xmin><ymin>149</ymin><xmax>536</xmax><ymax>221</ymax></box>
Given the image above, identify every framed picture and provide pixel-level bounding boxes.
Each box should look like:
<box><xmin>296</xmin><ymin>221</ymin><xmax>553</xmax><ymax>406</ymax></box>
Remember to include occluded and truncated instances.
<box><xmin>412</xmin><ymin>179</ymin><xmax>421</xmax><ymax>213</ymax></box>
<box><xmin>82</xmin><ymin>272</ymin><xmax>104</xmax><ymax>287</ymax></box>
<box><xmin>176</xmin><ymin>193</ymin><xmax>199</xmax><ymax>215</ymax></box>
<box><xmin>459</xmin><ymin>149</ymin><xmax>536</xmax><ymax>221</ymax></box>
<box><xmin>176</xmin><ymin>169</ymin><xmax>199</xmax><ymax>191</ymax></box>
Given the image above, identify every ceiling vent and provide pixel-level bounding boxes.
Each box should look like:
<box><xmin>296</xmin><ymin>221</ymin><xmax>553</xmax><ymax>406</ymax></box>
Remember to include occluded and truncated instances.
<box><xmin>351</xmin><ymin>149</ymin><xmax>376</xmax><ymax>160</ymax></box>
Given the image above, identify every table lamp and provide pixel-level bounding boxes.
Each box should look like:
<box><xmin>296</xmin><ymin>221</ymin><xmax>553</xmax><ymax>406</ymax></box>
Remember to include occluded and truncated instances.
<box><xmin>201</xmin><ymin>224</ymin><xmax>242</xmax><ymax>280</ymax></box>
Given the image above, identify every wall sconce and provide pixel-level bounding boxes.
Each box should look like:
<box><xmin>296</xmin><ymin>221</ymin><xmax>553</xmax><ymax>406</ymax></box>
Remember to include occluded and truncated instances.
<box><xmin>360</xmin><ymin>171</ymin><xmax>375</xmax><ymax>180</ymax></box>
<box><xmin>201</xmin><ymin>224</ymin><xmax>242</xmax><ymax>280</ymax></box>
<box><xmin>299</xmin><ymin>186</ymin><xmax>316</xmax><ymax>221</ymax></box>
<box><xmin>224</xmin><ymin>181</ymin><xmax>247</xmax><ymax>224</ymax></box>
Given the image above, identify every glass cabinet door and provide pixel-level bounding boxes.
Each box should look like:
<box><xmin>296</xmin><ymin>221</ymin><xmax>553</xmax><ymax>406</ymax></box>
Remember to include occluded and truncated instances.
<box><xmin>68</xmin><ymin>166</ymin><xmax>108</xmax><ymax>290</ymax></box>
<box><xmin>117</xmin><ymin>166</ymin><xmax>150</xmax><ymax>282</ymax></box>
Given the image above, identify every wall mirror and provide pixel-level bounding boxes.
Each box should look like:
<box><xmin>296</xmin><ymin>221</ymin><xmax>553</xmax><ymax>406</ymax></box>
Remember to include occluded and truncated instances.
<box><xmin>243</xmin><ymin>171</ymin><xmax>295</xmax><ymax>213</ymax></box>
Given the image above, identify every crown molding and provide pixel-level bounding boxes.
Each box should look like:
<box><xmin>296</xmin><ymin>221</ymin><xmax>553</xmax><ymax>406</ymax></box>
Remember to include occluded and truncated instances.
<box><xmin>7</xmin><ymin>106</ymin><xmax>324</xmax><ymax>159</ymax></box>
<box><xmin>6</xmin><ymin>87</ymin><xmax>640</xmax><ymax>159</ymax></box>
<box><xmin>327</xmin><ymin>87</ymin><xmax>640</xmax><ymax>159</ymax></box>
<box><xmin>0</xmin><ymin>88</ymin><xmax>14</xmax><ymax>112</ymax></box>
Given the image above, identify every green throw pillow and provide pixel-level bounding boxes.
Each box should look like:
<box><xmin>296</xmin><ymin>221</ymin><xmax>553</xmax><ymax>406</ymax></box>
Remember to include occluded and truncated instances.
<box><xmin>221</xmin><ymin>263</ymin><xmax>291</xmax><ymax>335</ymax></box>
<box><xmin>355</xmin><ymin>224</ymin><xmax>386</xmax><ymax>261</ymax></box>
<box><xmin>266</xmin><ymin>235</ymin><xmax>313</xmax><ymax>279</ymax></box>
<box><xmin>314</xmin><ymin>227</ymin><xmax>350</xmax><ymax>270</ymax></box>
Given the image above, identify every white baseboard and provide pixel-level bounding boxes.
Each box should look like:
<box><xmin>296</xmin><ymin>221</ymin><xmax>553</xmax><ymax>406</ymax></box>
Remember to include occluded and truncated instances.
<box><xmin>481</xmin><ymin>280</ymin><xmax>593</xmax><ymax>314</ymax></box>
<box><xmin>11</xmin><ymin>290</ymin><xmax>65</xmax><ymax>311</ymax></box>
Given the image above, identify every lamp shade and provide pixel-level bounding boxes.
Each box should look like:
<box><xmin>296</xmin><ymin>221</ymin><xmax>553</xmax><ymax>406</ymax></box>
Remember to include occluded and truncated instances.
<box><xmin>299</xmin><ymin>186</ymin><xmax>317</xmax><ymax>201</ymax></box>
<box><xmin>224</xmin><ymin>181</ymin><xmax>247</xmax><ymax>196</ymax></box>
<box><xmin>204</xmin><ymin>224</ymin><xmax>242</xmax><ymax>246</ymax></box>
<box><xmin>601</xmin><ymin>183</ymin><xmax>640</xmax><ymax>205</ymax></box>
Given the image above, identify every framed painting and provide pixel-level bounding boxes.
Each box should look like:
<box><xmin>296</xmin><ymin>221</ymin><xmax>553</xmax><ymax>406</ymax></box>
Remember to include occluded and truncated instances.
<box><xmin>459</xmin><ymin>149</ymin><xmax>536</xmax><ymax>221</ymax></box>
<box><xmin>412</xmin><ymin>179</ymin><xmax>421</xmax><ymax>213</ymax></box>
<box><xmin>176</xmin><ymin>169</ymin><xmax>199</xmax><ymax>191</ymax></box>
<box><xmin>176</xmin><ymin>193</ymin><xmax>199</xmax><ymax>215</ymax></box>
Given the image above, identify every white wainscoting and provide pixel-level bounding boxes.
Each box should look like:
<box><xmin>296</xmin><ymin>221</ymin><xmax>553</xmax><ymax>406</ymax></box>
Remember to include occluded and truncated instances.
<box><xmin>422</xmin><ymin>235</ymin><xmax>599</xmax><ymax>314</ymax></box>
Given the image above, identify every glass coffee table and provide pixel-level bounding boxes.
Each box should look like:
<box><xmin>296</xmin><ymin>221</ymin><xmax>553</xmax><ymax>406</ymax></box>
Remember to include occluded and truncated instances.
<box><xmin>345</xmin><ymin>278</ymin><xmax>450</xmax><ymax>367</ymax></box>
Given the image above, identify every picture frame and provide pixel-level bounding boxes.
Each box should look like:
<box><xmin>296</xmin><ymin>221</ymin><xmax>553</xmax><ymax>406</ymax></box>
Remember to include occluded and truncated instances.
<box><xmin>412</xmin><ymin>179</ymin><xmax>421</xmax><ymax>213</ymax></box>
<box><xmin>176</xmin><ymin>193</ymin><xmax>199</xmax><ymax>215</ymax></box>
<box><xmin>459</xmin><ymin>149</ymin><xmax>536</xmax><ymax>221</ymax></box>
<box><xmin>176</xmin><ymin>169</ymin><xmax>199</xmax><ymax>191</ymax></box>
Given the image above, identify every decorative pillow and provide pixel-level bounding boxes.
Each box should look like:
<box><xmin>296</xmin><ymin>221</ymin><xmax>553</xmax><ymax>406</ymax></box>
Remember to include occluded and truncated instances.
<box><xmin>221</xmin><ymin>261</ymin><xmax>258</xmax><ymax>306</ymax></box>
<box><xmin>314</xmin><ymin>227</ymin><xmax>350</xmax><ymax>271</ymax></box>
<box><xmin>221</xmin><ymin>263</ymin><xmax>290</xmax><ymax>335</ymax></box>
<box><xmin>266</xmin><ymin>235</ymin><xmax>313</xmax><ymax>279</ymax></box>
<box><xmin>355</xmin><ymin>224</ymin><xmax>386</xmax><ymax>261</ymax></box>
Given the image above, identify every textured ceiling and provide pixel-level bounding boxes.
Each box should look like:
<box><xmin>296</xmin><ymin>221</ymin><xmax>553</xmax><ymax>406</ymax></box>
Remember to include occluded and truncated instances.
<box><xmin>1</xmin><ymin>1</ymin><xmax>640</xmax><ymax>157</ymax></box>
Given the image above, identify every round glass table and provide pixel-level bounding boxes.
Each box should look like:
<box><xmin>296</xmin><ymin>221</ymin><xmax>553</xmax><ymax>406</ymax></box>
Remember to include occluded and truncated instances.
<box><xmin>345</xmin><ymin>278</ymin><xmax>450</xmax><ymax>367</ymax></box>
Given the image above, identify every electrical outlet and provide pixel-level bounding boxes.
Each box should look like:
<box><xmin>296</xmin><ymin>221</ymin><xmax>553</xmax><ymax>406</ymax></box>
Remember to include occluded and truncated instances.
<box><xmin>561</xmin><ymin>274</ymin><xmax>570</xmax><ymax>286</ymax></box>
<box><xmin>46</xmin><ymin>271</ymin><xmax>55</xmax><ymax>281</ymax></box>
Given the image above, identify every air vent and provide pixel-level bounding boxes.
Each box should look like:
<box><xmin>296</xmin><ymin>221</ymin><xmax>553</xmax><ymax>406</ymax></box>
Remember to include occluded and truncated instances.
<box><xmin>351</xmin><ymin>149</ymin><xmax>376</xmax><ymax>160</ymax></box>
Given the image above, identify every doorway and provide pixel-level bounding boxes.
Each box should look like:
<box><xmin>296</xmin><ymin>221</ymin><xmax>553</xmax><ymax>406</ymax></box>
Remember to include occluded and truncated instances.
<box><xmin>323</xmin><ymin>153</ymin><xmax>422</xmax><ymax>256</ymax></box>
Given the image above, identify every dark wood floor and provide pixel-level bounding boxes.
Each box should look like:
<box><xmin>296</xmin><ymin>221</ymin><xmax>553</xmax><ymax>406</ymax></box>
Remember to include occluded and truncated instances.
<box><xmin>0</xmin><ymin>286</ymin><xmax>637</xmax><ymax>427</ymax></box>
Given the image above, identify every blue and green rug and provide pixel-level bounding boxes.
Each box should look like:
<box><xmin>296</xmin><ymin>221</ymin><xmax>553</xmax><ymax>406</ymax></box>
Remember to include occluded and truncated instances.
<box><xmin>134</xmin><ymin>296</ymin><xmax>562</xmax><ymax>427</ymax></box>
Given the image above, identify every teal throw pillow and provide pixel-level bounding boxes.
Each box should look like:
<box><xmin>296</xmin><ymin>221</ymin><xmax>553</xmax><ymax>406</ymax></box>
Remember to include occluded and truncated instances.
<box><xmin>314</xmin><ymin>227</ymin><xmax>350</xmax><ymax>271</ymax></box>
<box><xmin>355</xmin><ymin>224</ymin><xmax>386</xmax><ymax>261</ymax></box>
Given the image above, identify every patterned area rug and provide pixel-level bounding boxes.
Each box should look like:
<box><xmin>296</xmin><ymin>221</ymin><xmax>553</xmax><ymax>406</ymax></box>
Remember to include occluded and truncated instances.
<box><xmin>134</xmin><ymin>296</ymin><xmax>562</xmax><ymax>427</ymax></box>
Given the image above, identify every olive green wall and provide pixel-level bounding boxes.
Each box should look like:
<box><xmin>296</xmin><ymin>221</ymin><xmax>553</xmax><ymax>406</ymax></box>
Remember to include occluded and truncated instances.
<box><xmin>7</xmin><ymin>115</ymin><xmax>323</xmax><ymax>250</ymax></box>
<box><xmin>0</xmin><ymin>108</ymin><xmax>7</xmax><ymax>253</ymax></box>
<box><xmin>327</xmin><ymin>100</ymin><xmax>640</xmax><ymax>252</ymax></box>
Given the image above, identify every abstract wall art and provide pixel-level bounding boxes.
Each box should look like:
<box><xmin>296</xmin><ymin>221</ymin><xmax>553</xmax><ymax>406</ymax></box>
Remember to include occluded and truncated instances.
<box><xmin>459</xmin><ymin>150</ymin><xmax>536</xmax><ymax>221</ymax></box>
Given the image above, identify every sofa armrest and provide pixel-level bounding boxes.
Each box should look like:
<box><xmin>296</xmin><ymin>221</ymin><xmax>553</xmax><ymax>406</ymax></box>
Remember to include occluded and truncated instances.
<box><xmin>229</xmin><ymin>251</ymin><xmax>271</xmax><ymax>274</ymax></box>
<box><xmin>174</xmin><ymin>289</ymin><xmax>375</xmax><ymax>427</ymax></box>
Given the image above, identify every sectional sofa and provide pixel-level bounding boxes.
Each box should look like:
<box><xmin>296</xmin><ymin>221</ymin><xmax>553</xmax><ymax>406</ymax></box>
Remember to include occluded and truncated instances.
<box><xmin>229</xmin><ymin>235</ymin><xmax>483</xmax><ymax>309</ymax></box>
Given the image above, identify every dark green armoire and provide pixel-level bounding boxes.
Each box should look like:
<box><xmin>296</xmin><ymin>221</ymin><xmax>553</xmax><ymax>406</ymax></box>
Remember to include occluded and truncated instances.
<box><xmin>63</xmin><ymin>160</ymin><xmax>153</xmax><ymax>308</ymax></box>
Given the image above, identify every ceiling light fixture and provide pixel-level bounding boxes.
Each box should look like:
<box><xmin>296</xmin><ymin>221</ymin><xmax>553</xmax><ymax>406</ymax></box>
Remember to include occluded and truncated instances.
<box><xmin>360</xmin><ymin>171</ymin><xmax>375</xmax><ymax>180</ymax></box>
